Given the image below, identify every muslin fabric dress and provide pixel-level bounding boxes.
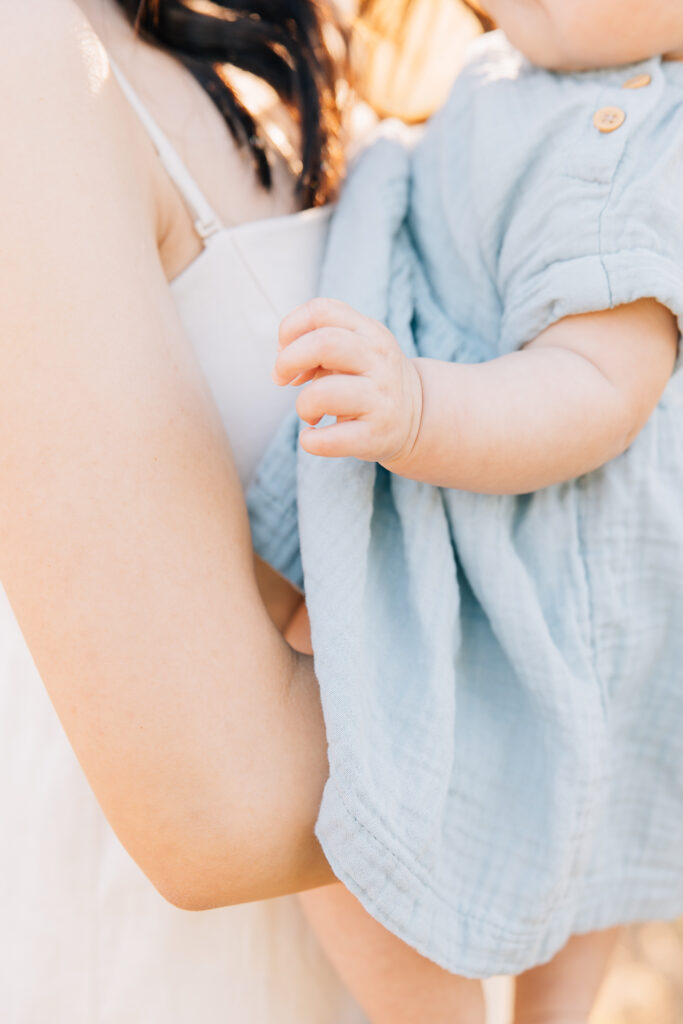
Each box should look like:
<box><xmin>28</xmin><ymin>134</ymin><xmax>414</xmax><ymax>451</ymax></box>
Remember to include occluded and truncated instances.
<box><xmin>249</xmin><ymin>31</ymin><xmax>683</xmax><ymax>978</ymax></box>
<box><xmin>0</xmin><ymin>61</ymin><xmax>364</xmax><ymax>1024</ymax></box>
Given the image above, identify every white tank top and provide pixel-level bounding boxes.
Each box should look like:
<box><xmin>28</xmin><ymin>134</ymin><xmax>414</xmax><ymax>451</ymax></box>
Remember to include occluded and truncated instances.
<box><xmin>110</xmin><ymin>60</ymin><xmax>332</xmax><ymax>489</ymax></box>
<box><xmin>0</xmin><ymin>61</ymin><xmax>363</xmax><ymax>1024</ymax></box>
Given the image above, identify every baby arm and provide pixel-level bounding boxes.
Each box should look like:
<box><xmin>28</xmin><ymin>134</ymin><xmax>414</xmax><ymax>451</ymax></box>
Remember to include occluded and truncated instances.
<box><xmin>273</xmin><ymin>297</ymin><xmax>678</xmax><ymax>494</ymax></box>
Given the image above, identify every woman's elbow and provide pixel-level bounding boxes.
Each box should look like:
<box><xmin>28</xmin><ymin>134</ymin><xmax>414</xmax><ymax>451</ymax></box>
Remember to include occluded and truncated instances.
<box><xmin>151</xmin><ymin>866</ymin><xmax>226</xmax><ymax>912</ymax></box>
<box><xmin>134</xmin><ymin>820</ymin><xmax>262</xmax><ymax>912</ymax></box>
<box><xmin>131</xmin><ymin>801</ymin><xmax>330</xmax><ymax>912</ymax></box>
<box><xmin>106</xmin><ymin>794</ymin><xmax>248</xmax><ymax>911</ymax></box>
<box><xmin>122</xmin><ymin>824</ymin><xmax>225</xmax><ymax>911</ymax></box>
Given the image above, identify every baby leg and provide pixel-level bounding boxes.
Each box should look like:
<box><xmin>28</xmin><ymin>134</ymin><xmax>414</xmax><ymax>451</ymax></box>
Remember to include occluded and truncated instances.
<box><xmin>287</xmin><ymin>604</ymin><xmax>473</xmax><ymax>1023</ymax></box>
<box><xmin>513</xmin><ymin>928</ymin><xmax>620</xmax><ymax>1024</ymax></box>
<box><xmin>299</xmin><ymin>884</ymin><xmax>486</xmax><ymax>1024</ymax></box>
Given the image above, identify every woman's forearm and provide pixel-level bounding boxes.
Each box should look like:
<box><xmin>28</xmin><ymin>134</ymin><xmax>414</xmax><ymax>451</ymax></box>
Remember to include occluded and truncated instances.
<box><xmin>1</xmin><ymin>325</ymin><xmax>334</xmax><ymax>908</ymax></box>
<box><xmin>0</xmin><ymin>16</ymin><xmax>334</xmax><ymax>910</ymax></box>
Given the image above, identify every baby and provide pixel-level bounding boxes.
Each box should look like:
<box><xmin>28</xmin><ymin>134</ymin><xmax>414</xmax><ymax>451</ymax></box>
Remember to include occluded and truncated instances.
<box><xmin>249</xmin><ymin>2</ymin><xmax>683</xmax><ymax>1021</ymax></box>
<box><xmin>274</xmin><ymin>4</ymin><xmax>681</xmax><ymax>496</ymax></box>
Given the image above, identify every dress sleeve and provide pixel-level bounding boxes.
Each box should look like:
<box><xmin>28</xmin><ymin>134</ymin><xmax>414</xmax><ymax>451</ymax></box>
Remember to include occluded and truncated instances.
<box><xmin>497</xmin><ymin>65</ymin><xmax>683</xmax><ymax>354</ymax></box>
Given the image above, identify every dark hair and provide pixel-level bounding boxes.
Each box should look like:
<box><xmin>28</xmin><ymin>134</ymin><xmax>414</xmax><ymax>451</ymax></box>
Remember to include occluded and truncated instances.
<box><xmin>113</xmin><ymin>0</ymin><xmax>347</xmax><ymax>207</ymax></box>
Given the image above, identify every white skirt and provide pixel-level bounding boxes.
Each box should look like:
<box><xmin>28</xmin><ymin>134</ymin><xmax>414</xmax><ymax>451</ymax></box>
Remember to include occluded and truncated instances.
<box><xmin>0</xmin><ymin>584</ymin><xmax>364</xmax><ymax>1023</ymax></box>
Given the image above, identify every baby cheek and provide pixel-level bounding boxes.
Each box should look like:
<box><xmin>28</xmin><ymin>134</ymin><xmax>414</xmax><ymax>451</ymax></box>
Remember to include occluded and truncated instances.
<box><xmin>483</xmin><ymin>0</ymin><xmax>673</xmax><ymax>68</ymax></box>
<box><xmin>550</xmin><ymin>0</ymin><xmax>667</xmax><ymax>67</ymax></box>
<box><xmin>519</xmin><ymin>0</ymin><xmax>607</xmax><ymax>70</ymax></box>
<box><xmin>482</xmin><ymin>0</ymin><xmax>569</xmax><ymax>69</ymax></box>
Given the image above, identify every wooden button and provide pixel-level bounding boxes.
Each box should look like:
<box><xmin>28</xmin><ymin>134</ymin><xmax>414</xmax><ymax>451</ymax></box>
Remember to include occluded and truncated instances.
<box><xmin>623</xmin><ymin>73</ymin><xmax>652</xmax><ymax>89</ymax></box>
<box><xmin>593</xmin><ymin>106</ymin><xmax>626</xmax><ymax>133</ymax></box>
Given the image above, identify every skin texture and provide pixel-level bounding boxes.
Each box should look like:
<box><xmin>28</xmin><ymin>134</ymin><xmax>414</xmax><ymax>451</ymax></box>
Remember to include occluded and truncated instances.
<box><xmin>478</xmin><ymin>0</ymin><xmax>683</xmax><ymax>70</ymax></box>
<box><xmin>0</xmin><ymin>0</ymin><xmax>336</xmax><ymax>909</ymax></box>
<box><xmin>514</xmin><ymin>929</ymin><xmax>620</xmax><ymax>1024</ymax></box>
<box><xmin>274</xmin><ymin>297</ymin><xmax>679</xmax><ymax>493</ymax></box>
<box><xmin>299</xmin><ymin>885</ymin><xmax>487</xmax><ymax>1024</ymax></box>
<box><xmin>301</xmin><ymin>885</ymin><xmax>618</xmax><ymax>1024</ymax></box>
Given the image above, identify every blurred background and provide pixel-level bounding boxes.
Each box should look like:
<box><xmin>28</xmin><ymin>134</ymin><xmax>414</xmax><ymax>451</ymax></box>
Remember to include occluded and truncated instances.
<box><xmin>591</xmin><ymin>922</ymin><xmax>683</xmax><ymax>1024</ymax></box>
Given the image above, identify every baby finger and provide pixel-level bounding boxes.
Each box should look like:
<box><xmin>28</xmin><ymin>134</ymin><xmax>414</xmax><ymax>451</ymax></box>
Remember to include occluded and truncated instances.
<box><xmin>279</xmin><ymin>297</ymin><xmax>374</xmax><ymax>350</ymax></box>
<box><xmin>299</xmin><ymin>420</ymin><xmax>373</xmax><ymax>460</ymax></box>
<box><xmin>274</xmin><ymin>328</ymin><xmax>370</xmax><ymax>386</ymax></box>
<box><xmin>295</xmin><ymin>373</ymin><xmax>373</xmax><ymax>426</ymax></box>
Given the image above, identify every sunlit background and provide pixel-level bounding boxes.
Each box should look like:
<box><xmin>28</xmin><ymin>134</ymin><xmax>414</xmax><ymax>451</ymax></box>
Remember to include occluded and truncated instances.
<box><xmin>351</xmin><ymin>0</ymin><xmax>482</xmax><ymax>121</ymax></box>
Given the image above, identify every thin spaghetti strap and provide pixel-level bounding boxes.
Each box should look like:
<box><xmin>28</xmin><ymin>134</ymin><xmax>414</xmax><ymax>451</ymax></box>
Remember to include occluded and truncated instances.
<box><xmin>109</xmin><ymin>57</ymin><xmax>223</xmax><ymax>242</ymax></box>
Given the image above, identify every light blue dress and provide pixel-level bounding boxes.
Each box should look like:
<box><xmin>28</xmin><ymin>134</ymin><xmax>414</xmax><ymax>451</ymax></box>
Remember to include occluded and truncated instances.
<box><xmin>248</xmin><ymin>32</ymin><xmax>683</xmax><ymax>977</ymax></box>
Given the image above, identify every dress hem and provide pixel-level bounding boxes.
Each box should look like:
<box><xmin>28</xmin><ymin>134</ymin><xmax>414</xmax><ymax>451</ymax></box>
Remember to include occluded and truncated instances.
<box><xmin>316</xmin><ymin>774</ymin><xmax>683</xmax><ymax>979</ymax></box>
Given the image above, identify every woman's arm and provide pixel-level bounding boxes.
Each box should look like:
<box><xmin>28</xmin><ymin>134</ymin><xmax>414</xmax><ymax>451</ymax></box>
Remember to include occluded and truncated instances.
<box><xmin>0</xmin><ymin>2</ymin><xmax>333</xmax><ymax>909</ymax></box>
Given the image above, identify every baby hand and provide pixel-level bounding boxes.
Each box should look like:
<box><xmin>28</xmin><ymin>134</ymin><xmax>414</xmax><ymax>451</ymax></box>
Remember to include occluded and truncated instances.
<box><xmin>273</xmin><ymin>298</ymin><xmax>423</xmax><ymax>468</ymax></box>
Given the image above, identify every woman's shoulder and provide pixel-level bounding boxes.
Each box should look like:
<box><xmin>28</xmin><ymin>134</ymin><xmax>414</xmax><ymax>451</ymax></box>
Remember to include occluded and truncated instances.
<box><xmin>2</xmin><ymin>0</ymin><xmax>85</xmax><ymax>47</ymax></box>
<box><xmin>2</xmin><ymin>2</ymin><xmax>151</xmax><ymax>186</ymax></box>
<box><xmin>2</xmin><ymin>1</ymin><xmax>112</xmax><ymax>107</ymax></box>
<box><xmin>0</xmin><ymin>1</ymin><xmax>159</xmax><ymax>261</ymax></box>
